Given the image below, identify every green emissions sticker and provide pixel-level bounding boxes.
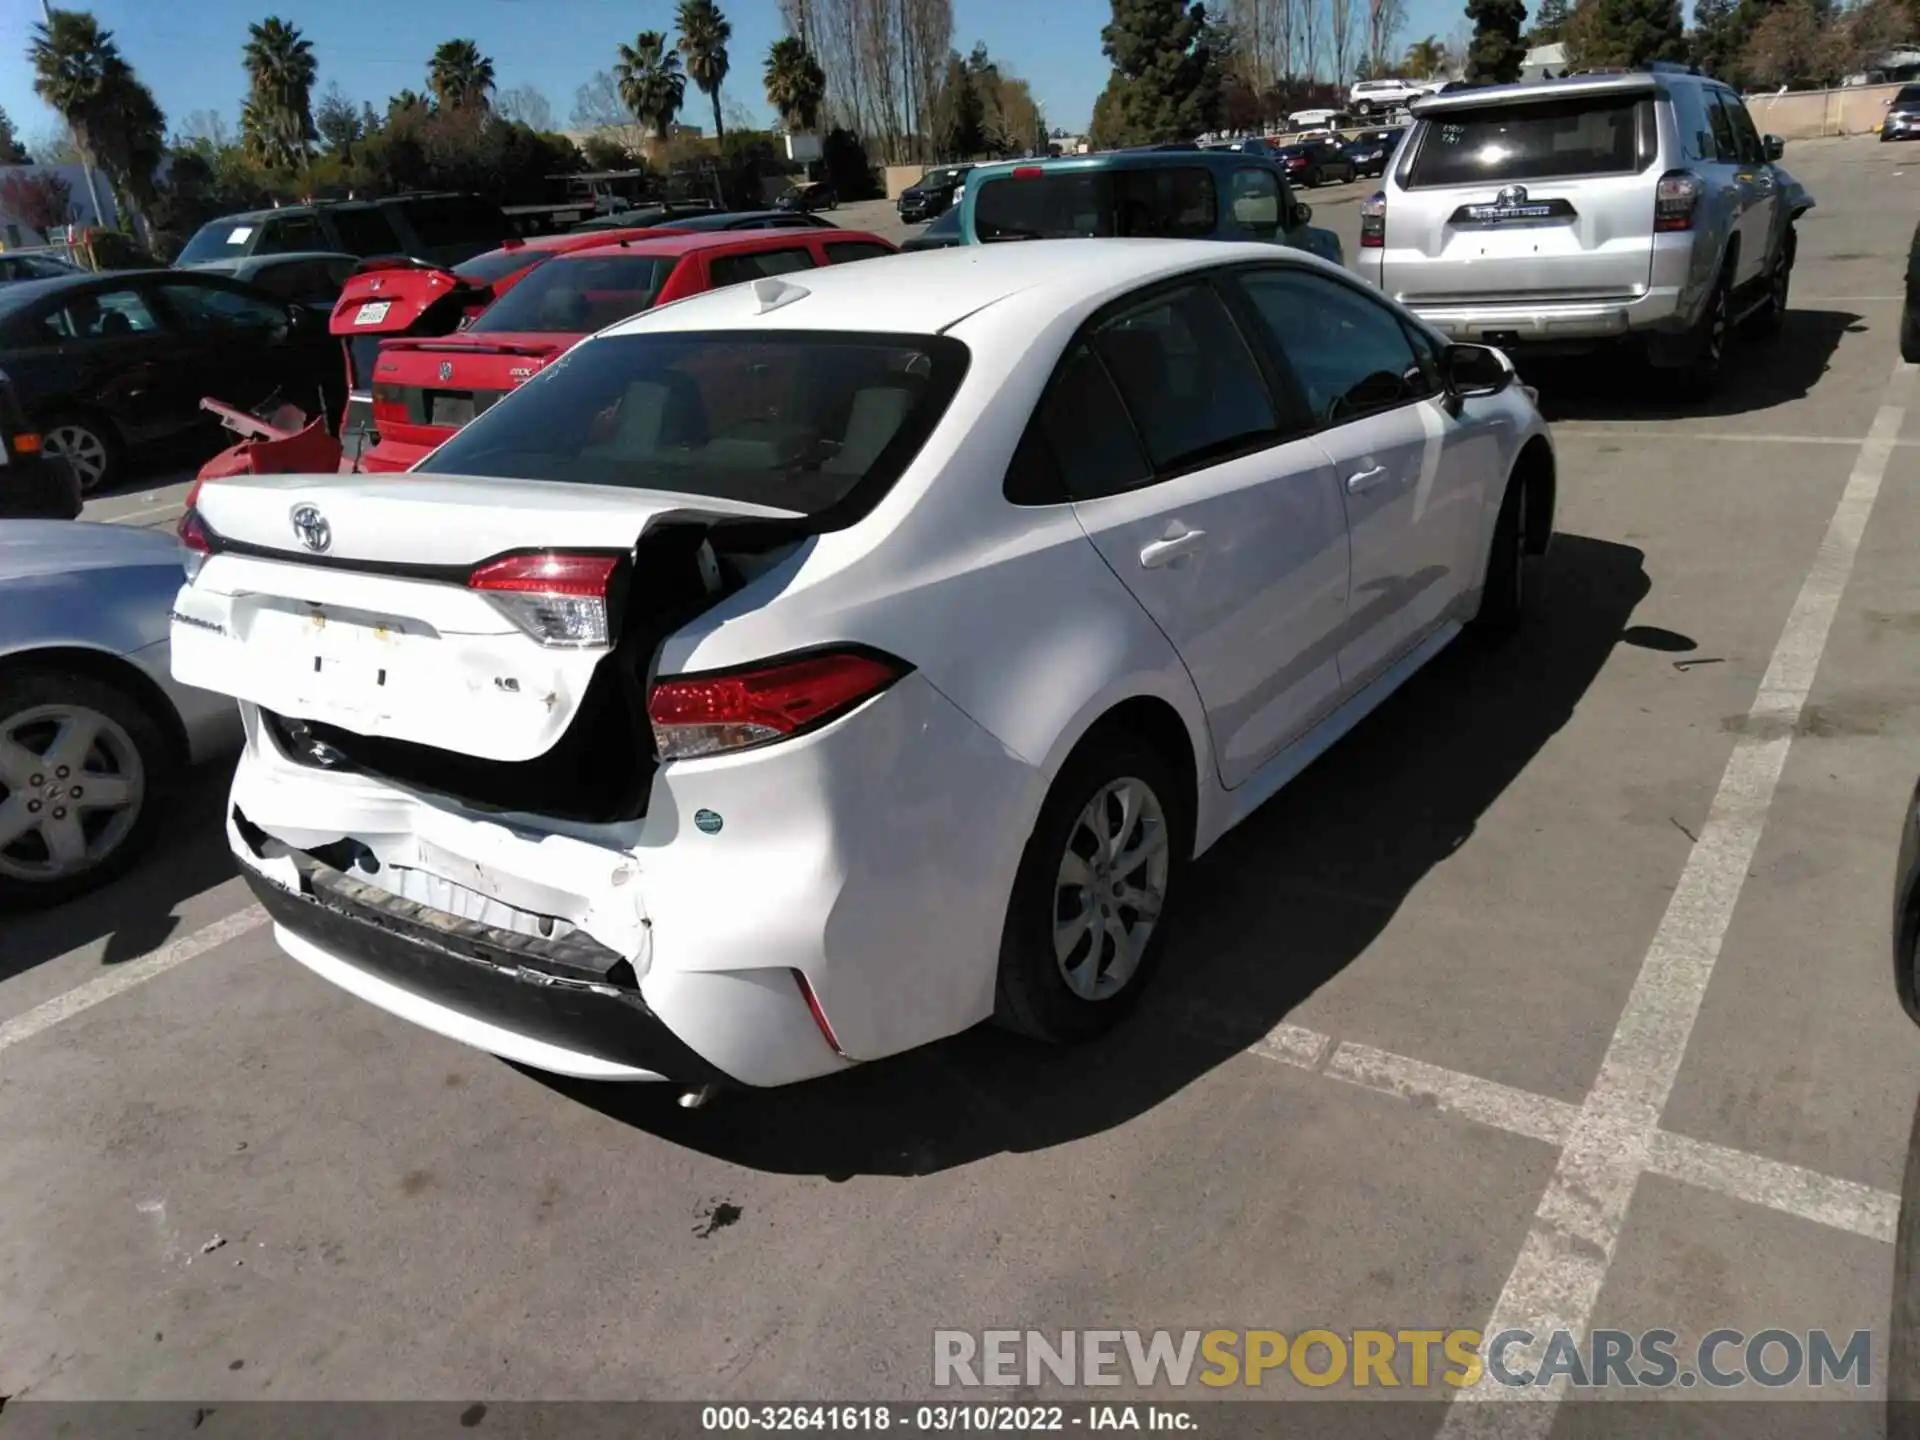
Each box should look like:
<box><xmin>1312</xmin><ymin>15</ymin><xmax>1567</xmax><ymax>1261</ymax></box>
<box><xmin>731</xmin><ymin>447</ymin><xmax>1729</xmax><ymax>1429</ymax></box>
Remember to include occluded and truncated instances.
<box><xmin>694</xmin><ymin>809</ymin><xmax>724</xmax><ymax>835</ymax></box>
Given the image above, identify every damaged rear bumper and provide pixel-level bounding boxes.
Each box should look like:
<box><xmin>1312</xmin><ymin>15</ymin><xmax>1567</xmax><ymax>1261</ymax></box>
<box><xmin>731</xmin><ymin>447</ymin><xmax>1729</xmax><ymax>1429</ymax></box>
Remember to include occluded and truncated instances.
<box><xmin>242</xmin><ymin>847</ymin><xmax>726</xmax><ymax>1084</ymax></box>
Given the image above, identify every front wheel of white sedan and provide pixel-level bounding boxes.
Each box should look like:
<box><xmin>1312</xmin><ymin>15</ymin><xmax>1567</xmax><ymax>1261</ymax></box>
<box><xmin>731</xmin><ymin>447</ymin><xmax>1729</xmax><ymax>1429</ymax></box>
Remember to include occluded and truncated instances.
<box><xmin>994</xmin><ymin>730</ymin><xmax>1186</xmax><ymax>1043</ymax></box>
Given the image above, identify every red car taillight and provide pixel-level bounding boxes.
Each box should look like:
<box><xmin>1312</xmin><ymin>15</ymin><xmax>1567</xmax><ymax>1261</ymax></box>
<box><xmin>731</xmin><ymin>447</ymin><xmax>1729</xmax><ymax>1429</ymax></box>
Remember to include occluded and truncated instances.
<box><xmin>1360</xmin><ymin>191</ymin><xmax>1386</xmax><ymax>248</ymax></box>
<box><xmin>178</xmin><ymin>506</ymin><xmax>213</xmax><ymax>553</ymax></box>
<box><xmin>1654</xmin><ymin>170</ymin><xmax>1704</xmax><ymax>233</ymax></box>
<box><xmin>647</xmin><ymin>649</ymin><xmax>907</xmax><ymax>761</ymax></box>
<box><xmin>468</xmin><ymin>551</ymin><xmax>622</xmax><ymax>648</ymax></box>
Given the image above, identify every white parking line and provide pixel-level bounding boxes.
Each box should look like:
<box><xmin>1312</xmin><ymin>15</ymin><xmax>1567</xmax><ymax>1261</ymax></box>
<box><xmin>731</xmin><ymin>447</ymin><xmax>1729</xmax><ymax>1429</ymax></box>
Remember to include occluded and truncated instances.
<box><xmin>1193</xmin><ymin>1011</ymin><xmax>1903</xmax><ymax>1245</ymax></box>
<box><xmin>1438</xmin><ymin>361</ymin><xmax>1915</xmax><ymax>1436</ymax></box>
<box><xmin>92</xmin><ymin>499</ymin><xmax>185</xmax><ymax>525</ymax></box>
<box><xmin>0</xmin><ymin>905</ymin><xmax>268</xmax><ymax>1058</ymax></box>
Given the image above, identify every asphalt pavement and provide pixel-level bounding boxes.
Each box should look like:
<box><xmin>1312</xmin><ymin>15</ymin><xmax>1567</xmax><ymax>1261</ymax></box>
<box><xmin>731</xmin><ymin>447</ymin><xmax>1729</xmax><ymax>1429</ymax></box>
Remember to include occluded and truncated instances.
<box><xmin>16</xmin><ymin>138</ymin><xmax>1920</xmax><ymax>1426</ymax></box>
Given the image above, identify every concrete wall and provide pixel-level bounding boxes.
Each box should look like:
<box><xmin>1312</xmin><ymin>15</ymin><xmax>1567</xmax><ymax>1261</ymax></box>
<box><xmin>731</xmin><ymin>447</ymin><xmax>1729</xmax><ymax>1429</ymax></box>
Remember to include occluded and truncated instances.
<box><xmin>884</xmin><ymin>164</ymin><xmax>924</xmax><ymax>199</ymax></box>
<box><xmin>1743</xmin><ymin>82</ymin><xmax>1904</xmax><ymax>139</ymax></box>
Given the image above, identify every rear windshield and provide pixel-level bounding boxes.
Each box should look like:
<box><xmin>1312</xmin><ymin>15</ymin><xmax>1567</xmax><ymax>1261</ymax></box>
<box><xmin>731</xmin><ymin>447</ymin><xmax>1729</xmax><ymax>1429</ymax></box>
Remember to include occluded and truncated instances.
<box><xmin>454</xmin><ymin>249</ymin><xmax>550</xmax><ymax>286</ymax></box>
<box><xmin>415</xmin><ymin>331</ymin><xmax>970</xmax><ymax>520</ymax></box>
<box><xmin>175</xmin><ymin>218</ymin><xmax>265</xmax><ymax>266</ymax></box>
<box><xmin>974</xmin><ymin>167</ymin><xmax>1217</xmax><ymax>242</ymax></box>
<box><xmin>468</xmin><ymin>255</ymin><xmax>673</xmax><ymax>335</ymax></box>
<box><xmin>917</xmin><ymin>167</ymin><xmax>970</xmax><ymax>188</ymax></box>
<box><xmin>1405</xmin><ymin>96</ymin><xmax>1651</xmax><ymax>188</ymax></box>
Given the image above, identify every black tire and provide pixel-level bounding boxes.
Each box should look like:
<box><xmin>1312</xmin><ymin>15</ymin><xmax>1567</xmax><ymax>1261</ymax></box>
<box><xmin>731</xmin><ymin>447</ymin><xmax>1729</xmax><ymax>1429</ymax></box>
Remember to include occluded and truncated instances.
<box><xmin>1748</xmin><ymin>228</ymin><xmax>1794</xmax><ymax>340</ymax></box>
<box><xmin>0</xmin><ymin>666</ymin><xmax>173</xmax><ymax>909</ymax></box>
<box><xmin>1471</xmin><ymin>472</ymin><xmax>1533</xmax><ymax>643</ymax></box>
<box><xmin>1355</xmin><ymin>100</ymin><xmax>1374</xmax><ymax>117</ymax></box>
<box><xmin>1903</xmin><ymin>305</ymin><xmax>1920</xmax><ymax>365</ymax></box>
<box><xmin>40</xmin><ymin>410</ymin><xmax>122</xmax><ymax>495</ymax></box>
<box><xmin>993</xmin><ymin>730</ymin><xmax>1187</xmax><ymax>1044</ymax></box>
<box><xmin>1671</xmin><ymin>263</ymin><xmax>1733</xmax><ymax>401</ymax></box>
<box><xmin>1890</xmin><ymin>1092</ymin><xmax>1920</xmax><ymax>1440</ymax></box>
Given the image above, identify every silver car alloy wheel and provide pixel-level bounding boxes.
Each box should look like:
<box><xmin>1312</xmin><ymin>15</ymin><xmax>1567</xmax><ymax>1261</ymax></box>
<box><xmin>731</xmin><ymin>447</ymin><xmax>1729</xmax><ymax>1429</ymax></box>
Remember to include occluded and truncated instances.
<box><xmin>43</xmin><ymin>423</ymin><xmax>108</xmax><ymax>493</ymax></box>
<box><xmin>1053</xmin><ymin>776</ymin><xmax>1171</xmax><ymax>1001</ymax></box>
<box><xmin>0</xmin><ymin>701</ymin><xmax>146</xmax><ymax>883</ymax></box>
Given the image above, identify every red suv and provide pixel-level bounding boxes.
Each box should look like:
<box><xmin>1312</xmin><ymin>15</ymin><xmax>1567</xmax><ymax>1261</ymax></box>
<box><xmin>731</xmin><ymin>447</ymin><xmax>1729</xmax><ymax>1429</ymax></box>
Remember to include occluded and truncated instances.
<box><xmin>360</xmin><ymin>227</ymin><xmax>897</xmax><ymax>472</ymax></box>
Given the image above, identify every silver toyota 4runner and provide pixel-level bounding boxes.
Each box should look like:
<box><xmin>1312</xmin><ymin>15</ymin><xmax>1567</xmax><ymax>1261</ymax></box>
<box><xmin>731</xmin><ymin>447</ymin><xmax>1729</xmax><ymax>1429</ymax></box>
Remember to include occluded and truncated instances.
<box><xmin>1353</xmin><ymin>65</ymin><xmax>1816</xmax><ymax>396</ymax></box>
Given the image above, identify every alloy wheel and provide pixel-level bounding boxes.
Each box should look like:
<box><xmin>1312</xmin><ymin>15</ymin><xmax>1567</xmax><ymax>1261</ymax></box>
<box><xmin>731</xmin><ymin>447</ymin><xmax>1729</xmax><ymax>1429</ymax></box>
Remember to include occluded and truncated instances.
<box><xmin>0</xmin><ymin>701</ymin><xmax>146</xmax><ymax>884</ymax></box>
<box><xmin>43</xmin><ymin>423</ymin><xmax>109</xmax><ymax>493</ymax></box>
<box><xmin>1052</xmin><ymin>777</ymin><xmax>1171</xmax><ymax>1002</ymax></box>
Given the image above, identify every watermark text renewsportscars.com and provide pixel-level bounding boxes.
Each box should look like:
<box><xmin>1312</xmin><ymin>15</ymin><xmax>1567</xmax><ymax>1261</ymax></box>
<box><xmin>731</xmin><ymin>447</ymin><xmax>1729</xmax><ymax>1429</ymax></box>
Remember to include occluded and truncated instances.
<box><xmin>932</xmin><ymin>1329</ymin><xmax>1873</xmax><ymax>1390</ymax></box>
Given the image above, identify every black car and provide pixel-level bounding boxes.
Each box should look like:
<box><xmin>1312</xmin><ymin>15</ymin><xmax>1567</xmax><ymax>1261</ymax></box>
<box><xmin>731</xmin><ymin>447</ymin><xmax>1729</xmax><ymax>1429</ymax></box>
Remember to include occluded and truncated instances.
<box><xmin>897</xmin><ymin>165</ymin><xmax>974</xmax><ymax>224</ymax></box>
<box><xmin>1274</xmin><ymin>140</ymin><xmax>1358</xmax><ymax>188</ymax></box>
<box><xmin>900</xmin><ymin>207</ymin><xmax>964</xmax><ymax>253</ymax></box>
<box><xmin>1885</xmin><ymin>83</ymin><xmax>1920</xmax><ymax>142</ymax></box>
<box><xmin>571</xmin><ymin>201</ymin><xmax>721</xmax><ymax>232</ymax></box>
<box><xmin>1341</xmin><ymin>127</ymin><xmax>1403</xmax><ymax>178</ymax></box>
<box><xmin>1203</xmin><ymin>137</ymin><xmax>1280</xmax><ymax>158</ymax></box>
<box><xmin>777</xmin><ymin>181</ymin><xmax>839</xmax><ymax>213</ymax></box>
<box><xmin>172</xmin><ymin>192</ymin><xmax>512</xmax><ymax>269</ymax></box>
<box><xmin>0</xmin><ymin>251</ymin><xmax>84</xmax><ymax>285</ymax></box>
<box><xmin>0</xmin><ymin>270</ymin><xmax>339</xmax><ymax>494</ymax></box>
<box><xmin>0</xmin><ymin>369</ymin><xmax>80</xmax><ymax>519</ymax></box>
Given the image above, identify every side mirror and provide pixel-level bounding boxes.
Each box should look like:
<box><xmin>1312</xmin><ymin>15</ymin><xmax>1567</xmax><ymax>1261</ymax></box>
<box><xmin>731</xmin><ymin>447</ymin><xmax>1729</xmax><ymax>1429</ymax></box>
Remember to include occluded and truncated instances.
<box><xmin>1444</xmin><ymin>342</ymin><xmax>1514</xmax><ymax>398</ymax></box>
<box><xmin>1762</xmin><ymin>134</ymin><xmax>1785</xmax><ymax>161</ymax></box>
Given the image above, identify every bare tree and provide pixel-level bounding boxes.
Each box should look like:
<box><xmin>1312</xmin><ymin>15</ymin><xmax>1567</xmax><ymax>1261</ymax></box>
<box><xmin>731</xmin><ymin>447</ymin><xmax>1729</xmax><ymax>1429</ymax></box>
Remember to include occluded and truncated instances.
<box><xmin>852</xmin><ymin>0</ymin><xmax>902</xmax><ymax>155</ymax></box>
<box><xmin>1367</xmin><ymin>0</ymin><xmax>1407</xmax><ymax>74</ymax></box>
<box><xmin>1300</xmin><ymin>0</ymin><xmax>1325</xmax><ymax>80</ymax></box>
<box><xmin>570</xmin><ymin>70</ymin><xmax>650</xmax><ymax>152</ymax></box>
<box><xmin>1328</xmin><ymin>0</ymin><xmax>1356</xmax><ymax>83</ymax></box>
<box><xmin>496</xmin><ymin>85</ymin><xmax>554</xmax><ymax>131</ymax></box>
<box><xmin>899</xmin><ymin>0</ymin><xmax>952</xmax><ymax>160</ymax></box>
<box><xmin>1225</xmin><ymin>0</ymin><xmax>1274</xmax><ymax>89</ymax></box>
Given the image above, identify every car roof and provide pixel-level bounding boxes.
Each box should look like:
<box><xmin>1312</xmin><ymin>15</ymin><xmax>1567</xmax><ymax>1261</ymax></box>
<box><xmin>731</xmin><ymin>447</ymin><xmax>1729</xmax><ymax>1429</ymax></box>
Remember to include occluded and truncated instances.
<box><xmin>1410</xmin><ymin>70</ymin><xmax>1664</xmax><ymax>115</ymax></box>
<box><xmin>604</xmin><ymin>237</ymin><xmax>1306</xmax><ymax>339</ymax></box>
<box><xmin>188</xmin><ymin>250</ymin><xmax>358</xmax><ymax>270</ymax></box>
<box><xmin>969</xmin><ymin>149</ymin><xmax>1265</xmax><ymax>184</ymax></box>
<box><xmin>567</xmin><ymin>228</ymin><xmax>882</xmax><ymax>261</ymax></box>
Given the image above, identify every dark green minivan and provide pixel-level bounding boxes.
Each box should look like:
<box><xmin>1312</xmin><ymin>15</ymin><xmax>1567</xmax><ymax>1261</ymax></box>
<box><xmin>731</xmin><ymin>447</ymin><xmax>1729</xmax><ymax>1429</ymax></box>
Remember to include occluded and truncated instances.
<box><xmin>957</xmin><ymin>149</ymin><xmax>1345</xmax><ymax>266</ymax></box>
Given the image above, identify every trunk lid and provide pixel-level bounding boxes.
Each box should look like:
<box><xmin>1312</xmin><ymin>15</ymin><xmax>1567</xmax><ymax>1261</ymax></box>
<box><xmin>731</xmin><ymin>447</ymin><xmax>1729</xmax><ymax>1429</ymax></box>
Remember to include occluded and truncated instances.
<box><xmin>172</xmin><ymin>473</ymin><xmax>803</xmax><ymax>763</ymax></box>
<box><xmin>371</xmin><ymin>333</ymin><xmax>574</xmax><ymax>445</ymax></box>
<box><xmin>1384</xmin><ymin>90</ymin><xmax>1659</xmax><ymax>305</ymax></box>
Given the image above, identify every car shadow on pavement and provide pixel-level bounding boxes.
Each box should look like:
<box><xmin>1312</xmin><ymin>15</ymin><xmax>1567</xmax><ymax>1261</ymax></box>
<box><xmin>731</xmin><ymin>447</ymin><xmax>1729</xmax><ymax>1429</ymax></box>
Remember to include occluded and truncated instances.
<box><xmin>1529</xmin><ymin>309</ymin><xmax>1862</xmax><ymax>422</ymax></box>
<box><xmin>541</xmin><ymin>531</ymin><xmax>1654</xmax><ymax>1178</ymax></box>
<box><xmin>0</xmin><ymin>766</ymin><xmax>237</xmax><ymax>982</ymax></box>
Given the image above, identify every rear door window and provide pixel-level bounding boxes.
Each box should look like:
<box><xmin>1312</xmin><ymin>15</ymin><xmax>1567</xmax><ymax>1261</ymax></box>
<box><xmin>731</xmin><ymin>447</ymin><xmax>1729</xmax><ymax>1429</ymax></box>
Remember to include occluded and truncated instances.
<box><xmin>707</xmin><ymin>247</ymin><xmax>817</xmax><ymax>287</ymax></box>
<box><xmin>1405</xmin><ymin>95</ymin><xmax>1652</xmax><ymax>187</ymax></box>
<box><xmin>328</xmin><ymin>206</ymin><xmax>404</xmax><ymax>256</ymax></box>
<box><xmin>155</xmin><ymin>279</ymin><xmax>289</xmax><ymax>334</ymax></box>
<box><xmin>1088</xmin><ymin>282</ymin><xmax>1279</xmax><ymax>474</ymax></box>
<box><xmin>255</xmin><ymin>212</ymin><xmax>327</xmax><ymax>254</ymax></box>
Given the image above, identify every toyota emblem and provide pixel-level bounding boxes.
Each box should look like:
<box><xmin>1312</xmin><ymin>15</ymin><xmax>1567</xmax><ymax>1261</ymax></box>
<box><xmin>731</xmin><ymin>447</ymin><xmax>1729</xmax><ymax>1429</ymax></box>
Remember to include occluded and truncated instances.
<box><xmin>1496</xmin><ymin>184</ymin><xmax>1529</xmax><ymax>207</ymax></box>
<box><xmin>439</xmin><ymin>361</ymin><xmax>454</xmax><ymax>382</ymax></box>
<box><xmin>290</xmin><ymin>503</ymin><xmax>332</xmax><ymax>554</ymax></box>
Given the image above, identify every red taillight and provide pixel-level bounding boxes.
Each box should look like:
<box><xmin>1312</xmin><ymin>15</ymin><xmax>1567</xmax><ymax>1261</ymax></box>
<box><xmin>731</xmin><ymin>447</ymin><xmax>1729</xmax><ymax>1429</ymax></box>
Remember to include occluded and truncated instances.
<box><xmin>1360</xmin><ymin>191</ymin><xmax>1386</xmax><ymax>249</ymax></box>
<box><xmin>1012</xmin><ymin>166</ymin><xmax>1044</xmax><ymax>179</ymax></box>
<box><xmin>792</xmin><ymin>970</ymin><xmax>844</xmax><ymax>1055</ymax></box>
<box><xmin>647</xmin><ymin>649</ymin><xmax>906</xmax><ymax>760</ymax></box>
<box><xmin>11</xmin><ymin>431</ymin><xmax>40</xmax><ymax>454</ymax></box>
<box><xmin>1654</xmin><ymin>170</ymin><xmax>1704</xmax><ymax>233</ymax></box>
<box><xmin>178</xmin><ymin>507</ymin><xmax>213</xmax><ymax>553</ymax></box>
<box><xmin>372</xmin><ymin>384</ymin><xmax>408</xmax><ymax>425</ymax></box>
<box><xmin>468</xmin><ymin>551</ymin><xmax>621</xmax><ymax>648</ymax></box>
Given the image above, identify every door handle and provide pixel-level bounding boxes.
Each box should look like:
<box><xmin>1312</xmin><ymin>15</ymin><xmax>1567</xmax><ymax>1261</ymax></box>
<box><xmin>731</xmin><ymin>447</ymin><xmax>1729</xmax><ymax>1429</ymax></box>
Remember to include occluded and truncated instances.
<box><xmin>1346</xmin><ymin>465</ymin><xmax>1390</xmax><ymax>495</ymax></box>
<box><xmin>1138</xmin><ymin>529</ymin><xmax>1207</xmax><ymax>568</ymax></box>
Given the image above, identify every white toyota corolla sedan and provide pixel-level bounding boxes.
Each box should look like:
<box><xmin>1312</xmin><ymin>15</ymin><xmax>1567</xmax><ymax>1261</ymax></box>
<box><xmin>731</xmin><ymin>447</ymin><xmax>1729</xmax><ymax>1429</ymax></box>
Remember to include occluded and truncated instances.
<box><xmin>170</xmin><ymin>238</ymin><xmax>1555</xmax><ymax>1095</ymax></box>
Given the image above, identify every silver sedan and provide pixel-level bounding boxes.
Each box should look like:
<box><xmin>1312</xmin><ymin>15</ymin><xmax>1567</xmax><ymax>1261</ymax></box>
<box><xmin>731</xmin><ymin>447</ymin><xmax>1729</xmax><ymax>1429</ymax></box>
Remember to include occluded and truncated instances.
<box><xmin>0</xmin><ymin>521</ymin><xmax>240</xmax><ymax>907</ymax></box>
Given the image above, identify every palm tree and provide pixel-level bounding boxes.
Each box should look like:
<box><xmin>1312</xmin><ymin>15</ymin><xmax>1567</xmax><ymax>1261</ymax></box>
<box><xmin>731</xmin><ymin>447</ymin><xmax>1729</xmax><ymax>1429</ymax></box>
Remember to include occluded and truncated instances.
<box><xmin>241</xmin><ymin>17</ymin><xmax>318</xmax><ymax>170</ymax></box>
<box><xmin>615</xmin><ymin>32</ymin><xmax>687</xmax><ymax>141</ymax></box>
<box><xmin>676</xmin><ymin>0</ymin><xmax>733</xmax><ymax>144</ymax></box>
<box><xmin>763</xmin><ymin>36</ymin><xmax>826</xmax><ymax>133</ymax></box>
<box><xmin>428</xmin><ymin>38</ymin><xmax>496</xmax><ymax>111</ymax></box>
<box><xmin>388</xmin><ymin>88</ymin><xmax>430</xmax><ymax>116</ymax></box>
<box><xmin>28</xmin><ymin>9</ymin><xmax>162</xmax><ymax>237</ymax></box>
<box><xmin>1404</xmin><ymin>35</ymin><xmax>1448</xmax><ymax>78</ymax></box>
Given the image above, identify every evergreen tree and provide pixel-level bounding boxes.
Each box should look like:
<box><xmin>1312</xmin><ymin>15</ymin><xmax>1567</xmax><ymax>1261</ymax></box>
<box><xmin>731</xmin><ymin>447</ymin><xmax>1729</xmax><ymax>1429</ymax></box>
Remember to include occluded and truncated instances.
<box><xmin>1566</xmin><ymin>0</ymin><xmax>1687</xmax><ymax>67</ymax></box>
<box><xmin>1467</xmin><ymin>0</ymin><xmax>1530</xmax><ymax>80</ymax></box>
<box><xmin>1528</xmin><ymin>0</ymin><xmax>1570</xmax><ymax>42</ymax></box>
<box><xmin>1100</xmin><ymin>0</ymin><xmax>1218</xmax><ymax>143</ymax></box>
<box><xmin>1688</xmin><ymin>0</ymin><xmax>1748</xmax><ymax>78</ymax></box>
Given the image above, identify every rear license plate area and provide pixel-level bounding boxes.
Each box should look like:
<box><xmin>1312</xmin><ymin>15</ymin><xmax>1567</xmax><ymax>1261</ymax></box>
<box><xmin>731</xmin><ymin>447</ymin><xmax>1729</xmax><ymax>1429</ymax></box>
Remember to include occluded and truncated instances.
<box><xmin>428</xmin><ymin>393</ymin><xmax>477</xmax><ymax>428</ymax></box>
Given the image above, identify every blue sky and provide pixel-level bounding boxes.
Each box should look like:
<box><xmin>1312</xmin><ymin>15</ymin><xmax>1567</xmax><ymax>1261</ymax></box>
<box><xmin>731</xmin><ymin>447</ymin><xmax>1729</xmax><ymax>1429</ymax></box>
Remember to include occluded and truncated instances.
<box><xmin>0</xmin><ymin>0</ymin><xmax>1473</xmax><ymax>144</ymax></box>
